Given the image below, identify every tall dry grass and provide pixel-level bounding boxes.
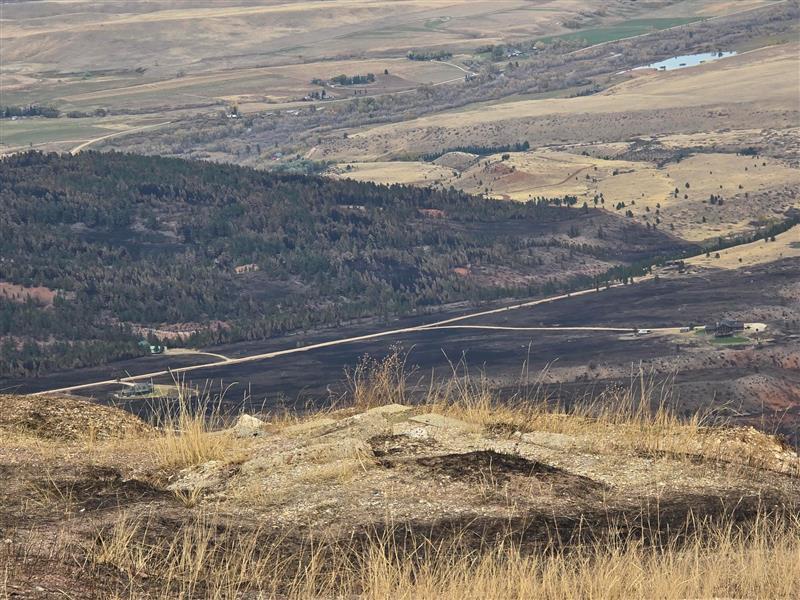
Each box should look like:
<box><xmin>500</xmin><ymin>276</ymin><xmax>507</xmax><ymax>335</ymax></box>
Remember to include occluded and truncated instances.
<box><xmin>346</xmin><ymin>350</ymin><xmax>713</xmax><ymax>455</ymax></box>
<box><xmin>345</xmin><ymin>345</ymin><xmax>411</xmax><ymax>410</ymax></box>
<box><xmin>146</xmin><ymin>349</ymin><xmax>722</xmax><ymax>472</ymax></box>
<box><xmin>83</xmin><ymin>509</ymin><xmax>800</xmax><ymax>599</ymax></box>
<box><xmin>147</xmin><ymin>380</ymin><xmax>239</xmax><ymax>471</ymax></box>
<box><xmin>341</xmin><ymin>348</ymin><xmax>799</xmax><ymax>474</ymax></box>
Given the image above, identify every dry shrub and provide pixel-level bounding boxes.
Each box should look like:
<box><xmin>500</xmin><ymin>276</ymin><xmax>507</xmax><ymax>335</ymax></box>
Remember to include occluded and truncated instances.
<box><xmin>342</xmin><ymin>349</ymin><xmax>789</xmax><ymax>471</ymax></box>
<box><xmin>345</xmin><ymin>345</ymin><xmax>411</xmax><ymax>410</ymax></box>
<box><xmin>148</xmin><ymin>384</ymin><xmax>237</xmax><ymax>471</ymax></box>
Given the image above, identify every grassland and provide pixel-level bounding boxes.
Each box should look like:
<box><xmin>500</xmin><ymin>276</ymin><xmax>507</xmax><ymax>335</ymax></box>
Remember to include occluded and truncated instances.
<box><xmin>348</xmin><ymin>43</ymin><xmax>799</xmax><ymax>147</ymax></box>
<box><xmin>18</xmin><ymin>59</ymin><xmax>463</xmax><ymax>112</ymax></box>
<box><xmin>331</xmin><ymin>147</ymin><xmax>800</xmax><ymax>243</ymax></box>
<box><xmin>319</xmin><ymin>40</ymin><xmax>799</xmax><ymax>246</ymax></box>
<box><xmin>2</xmin><ymin>0</ymin><xmax>776</xmax><ymax>153</ymax></box>
<box><xmin>331</xmin><ymin>160</ymin><xmax>458</xmax><ymax>186</ymax></box>
<box><xmin>535</xmin><ymin>17</ymin><xmax>704</xmax><ymax>46</ymax></box>
<box><xmin>686</xmin><ymin>224</ymin><xmax>800</xmax><ymax>269</ymax></box>
<box><xmin>0</xmin><ymin>0</ymin><xmax>614</xmax><ymax>105</ymax></box>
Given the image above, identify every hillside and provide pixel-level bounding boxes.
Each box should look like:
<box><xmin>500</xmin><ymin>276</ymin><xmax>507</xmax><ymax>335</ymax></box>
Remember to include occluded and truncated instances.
<box><xmin>0</xmin><ymin>151</ymin><xmax>693</xmax><ymax>378</ymax></box>
<box><xmin>2</xmin><ymin>363</ymin><xmax>800</xmax><ymax>597</ymax></box>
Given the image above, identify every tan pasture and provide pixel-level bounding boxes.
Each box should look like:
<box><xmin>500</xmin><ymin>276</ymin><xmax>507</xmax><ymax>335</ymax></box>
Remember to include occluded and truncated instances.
<box><xmin>458</xmin><ymin>150</ymin><xmax>627</xmax><ymax>199</ymax></box>
<box><xmin>54</xmin><ymin>58</ymin><xmax>462</xmax><ymax>109</ymax></box>
<box><xmin>657</xmin><ymin>128</ymin><xmax>800</xmax><ymax>151</ymax></box>
<box><xmin>330</xmin><ymin>161</ymin><xmax>457</xmax><ymax>186</ymax></box>
<box><xmin>339</xmin><ymin>145</ymin><xmax>800</xmax><ymax>244</ymax></box>
<box><xmin>686</xmin><ymin>225</ymin><xmax>800</xmax><ymax>269</ymax></box>
<box><xmin>597</xmin><ymin>153</ymin><xmax>800</xmax><ymax>238</ymax></box>
<box><xmin>355</xmin><ymin>43</ymin><xmax>800</xmax><ymax>140</ymax></box>
<box><xmin>0</xmin><ymin>0</ymin><xmax>606</xmax><ymax>75</ymax></box>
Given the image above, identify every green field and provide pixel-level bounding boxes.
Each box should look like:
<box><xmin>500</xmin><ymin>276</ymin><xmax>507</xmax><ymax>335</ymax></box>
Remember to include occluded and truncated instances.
<box><xmin>538</xmin><ymin>17</ymin><xmax>703</xmax><ymax>47</ymax></box>
<box><xmin>0</xmin><ymin>119</ymin><xmax>112</xmax><ymax>147</ymax></box>
<box><xmin>694</xmin><ymin>330</ymin><xmax>751</xmax><ymax>346</ymax></box>
<box><xmin>709</xmin><ymin>335</ymin><xmax>751</xmax><ymax>346</ymax></box>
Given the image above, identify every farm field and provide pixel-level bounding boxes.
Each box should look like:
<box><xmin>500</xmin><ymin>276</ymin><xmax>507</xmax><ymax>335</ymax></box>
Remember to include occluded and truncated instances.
<box><xmin>5</xmin><ymin>0</ymin><xmax>743</xmax><ymax>75</ymax></box>
<box><xmin>1</xmin><ymin>0</ymin><xmax>778</xmax><ymax>153</ymax></box>
<box><xmin>0</xmin><ymin>0</ymin><xmax>627</xmax><ymax>110</ymax></box>
<box><xmin>330</xmin><ymin>160</ymin><xmax>457</xmax><ymax>186</ymax></box>
<box><xmin>535</xmin><ymin>17</ymin><xmax>703</xmax><ymax>46</ymax></box>
<box><xmin>337</xmin><ymin>43</ymin><xmax>799</xmax><ymax>158</ymax></box>
<box><xmin>6</xmin><ymin>58</ymin><xmax>465</xmax><ymax>114</ymax></box>
<box><xmin>0</xmin><ymin>115</ymin><xmax>172</xmax><ymax>155</ymax></box>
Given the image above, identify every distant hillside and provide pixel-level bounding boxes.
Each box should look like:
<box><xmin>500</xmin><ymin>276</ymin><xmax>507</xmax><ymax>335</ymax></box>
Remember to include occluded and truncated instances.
<box><xmin>0</xmin><ymin>151</ymin><xmax>692</xmax><ymax>377</ymax></box>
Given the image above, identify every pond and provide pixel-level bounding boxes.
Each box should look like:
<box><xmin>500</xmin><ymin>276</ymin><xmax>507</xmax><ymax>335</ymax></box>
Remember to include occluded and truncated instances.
<box><xmin>635</xmin><ymin>51</ymin><xmax>736</xmax><ymax>71</ymax></box>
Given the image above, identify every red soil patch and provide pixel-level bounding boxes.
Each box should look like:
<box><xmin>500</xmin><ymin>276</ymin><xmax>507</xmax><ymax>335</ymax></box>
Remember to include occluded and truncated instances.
<box><xmin>486</xmin><ymin>163</ymin><xmax>515</xmax><ymax>175</ymax></box>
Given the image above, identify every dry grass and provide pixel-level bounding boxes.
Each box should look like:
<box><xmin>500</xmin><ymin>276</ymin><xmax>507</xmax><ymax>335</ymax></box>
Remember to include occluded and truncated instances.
<box><xmin>348</xmin><ymin>349</ymin><xmax>703</xmax><ymax>447</ymax></box>
<box><xmin>77</xmin><ymin>508</ymin><xmax>800</xmax><ymax>599</ymax></box>
<box><xmin>436</xmin><ymin>373</ymin><xmax>708</xmax><ymax>455</ymax></box>
<box><xmin>330</xmin><ymin>161</ymin><xmax>457</xmax><ymax>187</ymax></box>
<box><xmin>296</xmin><ymin>456</ymin><xmax>375</xmax><ymax>485</ymax></box>
<box><xmin>148</xmin><ymin>388</ymin><xmax>240</xmax><ymax>471</ymax></box>
<box><xmin>687</xmin><ymin>223</ymin><xmax>800</xmax><ymax>269</ymax></box>
<box><xmin>345</xmin><ymin>347</ymin><xmax>411</xmax><ymax>411</ymax></box>
<box><xmin>342</xmin><ymin>349</ymin><xmax>797</xmax><ymax>475</ymax></box>
<box><xmin>3</xmin><ymin>351</ymin><xmax>800</xmax><ymax>597</ymax></box>
<box><xmin>356</xmin><ymin>44</ymin><xmax>800</xmax><ymax>142</ymax></box>
<box><xmin>334</xmin><ymin>147</ymin><xmax>800</xmax><ymax>243</ymax></box>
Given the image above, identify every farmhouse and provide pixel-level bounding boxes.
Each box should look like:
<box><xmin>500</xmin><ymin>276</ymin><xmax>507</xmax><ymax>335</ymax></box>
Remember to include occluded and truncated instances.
<box><xmin>138</xmin><ymin>340</ymin><xmax>166</xmax><ymax>354</ymax></box>
<box><xmin>705</xmin><ymin>319</ymin><xmax>745</xmax><ymax>337</ymax></box>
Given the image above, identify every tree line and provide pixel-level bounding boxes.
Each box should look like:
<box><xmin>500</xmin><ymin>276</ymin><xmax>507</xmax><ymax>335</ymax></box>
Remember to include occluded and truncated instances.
<box><xmin>2</xmin><ymin>105</ymin><xmax>60</xmax><ymax>119</ymax></box>
<box><xmin>420</xmin><ymin>141</ymin><xmax>531</xmax><ymax>162</ymax></box>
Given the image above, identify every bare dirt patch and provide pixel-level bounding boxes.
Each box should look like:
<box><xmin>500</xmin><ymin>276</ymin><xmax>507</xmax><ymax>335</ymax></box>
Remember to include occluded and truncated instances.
<box><xmin>0</xmin><ymin>281</ymin><xmax>59</xmax><ymax>307</ymax></box>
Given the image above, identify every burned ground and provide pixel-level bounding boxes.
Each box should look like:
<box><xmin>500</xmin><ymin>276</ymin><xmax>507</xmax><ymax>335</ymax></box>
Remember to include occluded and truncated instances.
<box><xmin>11</xmin><ymin>258</ymin><xmax>799</xmax><ymax>441</ymax></box>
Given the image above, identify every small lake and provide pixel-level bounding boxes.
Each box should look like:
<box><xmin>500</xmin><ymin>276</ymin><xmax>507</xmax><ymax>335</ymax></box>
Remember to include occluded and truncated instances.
<box><xmin>635</xmin><ymin>51</ymin><xmax>736</xmax><ymax>71</ymax></box>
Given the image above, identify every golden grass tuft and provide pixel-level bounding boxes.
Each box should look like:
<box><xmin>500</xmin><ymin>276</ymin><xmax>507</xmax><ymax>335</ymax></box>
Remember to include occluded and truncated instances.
<box><xmin>345</xmin><ymin>345</ymin><xmax>411</xmax><ymax>410</ymax></box>
<box><xmin>148</xmin><ymin>385</ymin><xmax>239</xmax><ymax>471</ymax></box>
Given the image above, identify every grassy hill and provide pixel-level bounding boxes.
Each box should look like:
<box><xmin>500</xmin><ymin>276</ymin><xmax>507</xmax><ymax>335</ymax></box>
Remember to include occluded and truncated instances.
<box><xmin>3</xmin><ymin>358</ymin><xmax>799</xmax><ymax>597</ymax></box>
<box><xmin>0</xmin><ymin>151</ymin><xmax>692</xmax><ymax>378</ymax></box>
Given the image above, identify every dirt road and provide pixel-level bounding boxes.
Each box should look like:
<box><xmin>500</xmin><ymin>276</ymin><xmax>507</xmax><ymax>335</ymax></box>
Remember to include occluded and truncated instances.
<box><xmin>70</xmin><ymin>121</ymin><xmax>172</xmax><ymax>154</ymax></box>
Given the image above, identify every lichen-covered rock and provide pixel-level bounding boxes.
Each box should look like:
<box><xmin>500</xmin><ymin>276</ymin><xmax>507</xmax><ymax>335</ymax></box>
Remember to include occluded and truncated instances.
<box><xmin>232</xmin><ymin>414</ymin><xmax>269</xmax><ymax>438</ymax></box>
